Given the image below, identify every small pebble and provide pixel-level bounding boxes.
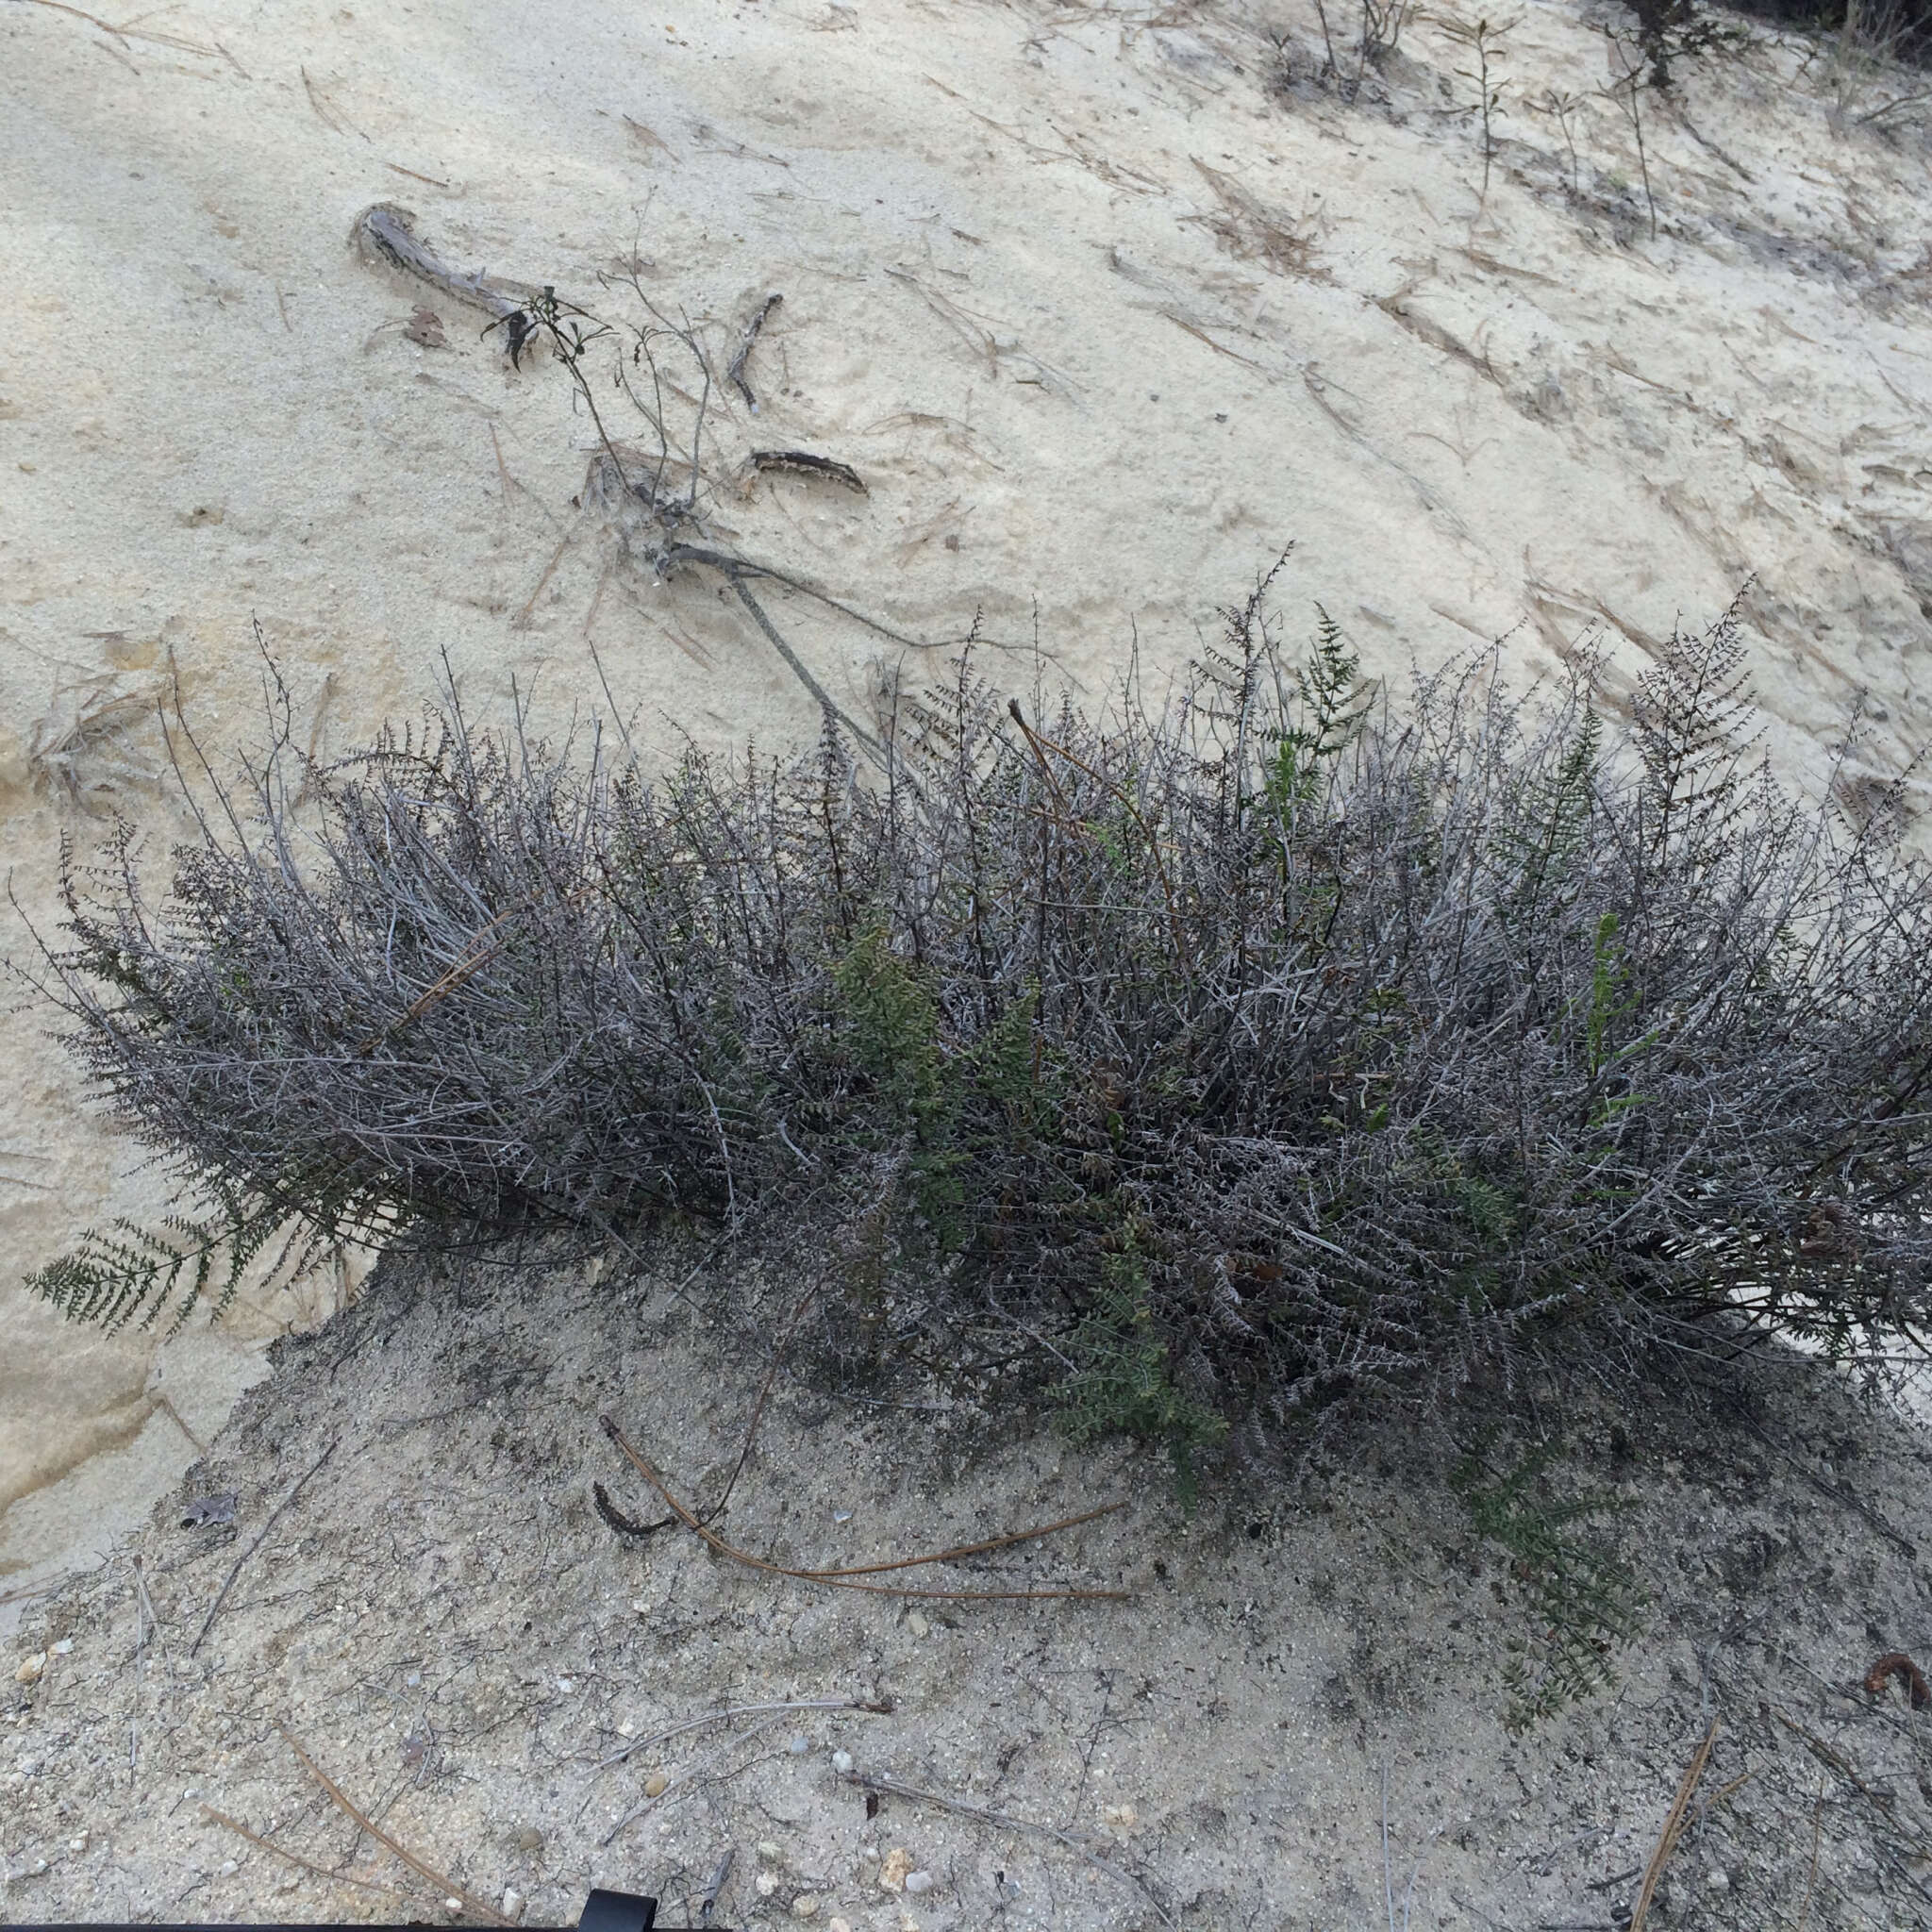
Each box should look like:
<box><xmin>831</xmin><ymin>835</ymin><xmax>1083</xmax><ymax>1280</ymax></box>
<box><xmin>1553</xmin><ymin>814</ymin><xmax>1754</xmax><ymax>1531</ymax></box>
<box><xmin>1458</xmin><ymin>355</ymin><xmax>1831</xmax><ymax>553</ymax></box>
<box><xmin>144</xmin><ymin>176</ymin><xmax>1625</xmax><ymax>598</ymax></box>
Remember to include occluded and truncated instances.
<box><xmin>616</xmin><ymin>1723</ymin><xmax>634</xmax><ymax>1738</ymax></box>
<box><xmin>791</xmin><ymin>1897</ymin><xmax>819</xmax><ymax>1920</ymax></box>
<box><xmin>556</xmin><ymin>1678</ymin><xmax>575</xmax><ymax>1695</ymax></box>
<box><xmin>903</xmin><ymin>1871</ymin><xmax>934</xmax><ymax>1896</ymax></box>
<box><xmin>831</xmin><ymin>1749</ymin><xmax>854</xmax><ymax>1774</ymax></box>
<box><xmin>643</xmin><ymin>1772</ymin><xmax>669</xmax><ymax>1798</ymax></box>
<box><xmin>905</xmin><ymin>1612</ymin><xmax>929</xmax><ymax>1639</ymax></box>
<box><xmin>14</xmin><ymin>1654</ymin><xmax>45</xmax><ymax>1685</ymax></box>
<box><xmin>67</xmin><ymin>1837</ymin><xmax>87</xmax><ymax>1854</ymax></box>
<box><xmin>444</xmin><ymin>1897</ymin><xmax>462</xmax><ymax>1912</ymax></box>
<box><xmin>1707</xmin><ymin>1869</ymin><xmax>1730</xmax><ymax>1892</ymax></box>
<box><xmin>49</xmin><ymin>1640</ymin><xmax>73</xmax><ymax>1656</ymax></box>
<box><xmin>219</xmin><ymin>1860</ymin><xmax>238</xmax><ymax>1876</ymax></box>
<box><xmin>501</xmin><ymin>1889</ymin><xmax>525</xmax><ymax>1921</ymax></box>
<box><xmin>757</xmin><ymin>1840</ymin><xmax>783</xmax><ymax>1861</ymax></box>
<box><xmin>828</xmin><ymin>1921</ymin><xmax>854</xmax><ymax>1932</ymax></box>
<box><xmin>406</xmin><ymin>1672</ymin><xmax>423</xmax><ymax>1689</ymax></box>
<box><xmin>832</xmin><ymin>1509</ymin><xmax>853</xmax><ymax>1524</ymax></box>
<box><xmin>755</xmin><ymin>1873</ymin><xmax>781</xmax><ymax>1899</ymax></box>
<box><xmin>880</xmin><ymin>1846</ymin><xmax>915</xmax><ymax>1891</ymax></box>
<box><xmin>788</xmin><ymin>1733</ymin><xmax>810</xmax><ymax>1754</ymax></box>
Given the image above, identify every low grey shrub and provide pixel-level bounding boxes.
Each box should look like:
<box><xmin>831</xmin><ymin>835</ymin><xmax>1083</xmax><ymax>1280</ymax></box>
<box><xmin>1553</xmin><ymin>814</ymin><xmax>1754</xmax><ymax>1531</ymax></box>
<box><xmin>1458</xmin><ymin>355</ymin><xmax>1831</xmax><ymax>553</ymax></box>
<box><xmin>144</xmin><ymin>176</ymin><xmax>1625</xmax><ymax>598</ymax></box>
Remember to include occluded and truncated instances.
<box><xmin>21</xmin><ymin>572</ymin><xmax>1932</xmax><ymax>1474</ymax></box>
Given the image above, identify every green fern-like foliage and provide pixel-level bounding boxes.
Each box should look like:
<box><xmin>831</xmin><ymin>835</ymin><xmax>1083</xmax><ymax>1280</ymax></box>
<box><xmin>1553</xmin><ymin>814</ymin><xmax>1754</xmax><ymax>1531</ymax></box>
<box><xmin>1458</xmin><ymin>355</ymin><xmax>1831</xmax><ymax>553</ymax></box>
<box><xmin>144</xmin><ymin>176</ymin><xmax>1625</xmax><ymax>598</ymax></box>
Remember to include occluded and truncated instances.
<box><xmin>1060</xmin><ymin>1247</ymin><xmax>1229</xmax><ymax>1504</ymax></box>
<box><xmin>1454</xmin><ymin>1445</ymin><xmax>1645</xmax><ymax>1732</ymax></box>
<box><xmin>27</xmin><ymin>1174</ymin><xmax>363</xmax><ymax>1334</ymax></box>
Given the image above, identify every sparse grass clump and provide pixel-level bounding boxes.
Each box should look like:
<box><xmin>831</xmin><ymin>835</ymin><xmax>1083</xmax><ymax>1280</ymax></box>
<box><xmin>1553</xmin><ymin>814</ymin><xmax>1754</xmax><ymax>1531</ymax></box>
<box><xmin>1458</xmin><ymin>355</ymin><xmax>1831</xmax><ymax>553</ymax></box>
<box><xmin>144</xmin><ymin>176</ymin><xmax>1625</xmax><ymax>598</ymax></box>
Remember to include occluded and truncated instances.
<box><xmin>20</xmin><ymin>569</ymin><xmax>1932</xmax><ymax>1475</ymax></box>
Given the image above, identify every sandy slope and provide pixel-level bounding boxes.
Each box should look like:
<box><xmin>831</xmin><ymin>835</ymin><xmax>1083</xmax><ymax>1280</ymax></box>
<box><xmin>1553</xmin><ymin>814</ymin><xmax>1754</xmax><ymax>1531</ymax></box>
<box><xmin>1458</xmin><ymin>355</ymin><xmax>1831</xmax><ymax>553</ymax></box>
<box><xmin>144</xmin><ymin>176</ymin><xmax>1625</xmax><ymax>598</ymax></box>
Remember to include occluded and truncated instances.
<box><xmin>3</xmin><ymin>0</ymin><xmax>1931</xmax><ymax>1714</ymax></box>
<box><xmin>10</xmin><ymin>1254</ymin><xmax>1932</xmax><ymax>1929</ymax></box>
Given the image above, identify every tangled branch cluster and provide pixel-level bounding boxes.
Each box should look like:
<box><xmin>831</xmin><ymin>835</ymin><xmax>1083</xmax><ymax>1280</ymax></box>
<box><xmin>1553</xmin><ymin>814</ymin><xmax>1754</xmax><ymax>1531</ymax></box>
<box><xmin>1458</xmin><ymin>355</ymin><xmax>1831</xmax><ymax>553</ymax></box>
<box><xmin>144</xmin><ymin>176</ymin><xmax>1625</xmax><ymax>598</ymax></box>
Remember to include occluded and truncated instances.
<box><xmin>25</xmin><ymin>574</ymin><xmax>1932</xmax><ymax>1468</ymax></box>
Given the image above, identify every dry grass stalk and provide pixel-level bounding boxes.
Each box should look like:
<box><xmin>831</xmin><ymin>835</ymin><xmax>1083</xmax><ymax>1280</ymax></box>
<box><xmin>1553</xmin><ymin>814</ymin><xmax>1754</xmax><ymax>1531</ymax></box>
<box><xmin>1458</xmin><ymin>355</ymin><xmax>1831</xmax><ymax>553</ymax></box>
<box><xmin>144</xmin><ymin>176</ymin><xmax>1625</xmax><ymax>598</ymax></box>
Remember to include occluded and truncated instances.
<box><xmin>278</xmin><ymin>1725</ymin><xmax>514</xmax><ymax>1926</ymax></box>
<box><xmin>200</xmin><ymin>1804</ymin><xmax>419</xmax><ymax>1907</ymax></box>
<box><xmin>841</xmin><ymin>1767</ymin><xmax>1176</xmax><ymax>1927</ymax></box>
<box><xmin>1628</xmin><ymin>1718</ymin><xmax>1717</xmax><ymax>1931</ymax></box>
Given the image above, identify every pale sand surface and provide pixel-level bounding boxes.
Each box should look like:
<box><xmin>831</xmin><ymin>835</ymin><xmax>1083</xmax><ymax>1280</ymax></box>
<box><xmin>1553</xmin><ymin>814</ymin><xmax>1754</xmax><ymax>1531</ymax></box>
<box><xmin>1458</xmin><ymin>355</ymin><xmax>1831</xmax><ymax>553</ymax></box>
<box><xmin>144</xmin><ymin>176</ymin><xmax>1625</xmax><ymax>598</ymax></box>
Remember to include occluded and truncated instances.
<box><xmin>3</xmin><ymin>0</ymin><xmax>1932</xmax><ymax>1865</ymax></box>
<box><xmin>9</xmin><ymin>1253</ymin><xmax>1932</xmax><ymax>1929</ymax></box>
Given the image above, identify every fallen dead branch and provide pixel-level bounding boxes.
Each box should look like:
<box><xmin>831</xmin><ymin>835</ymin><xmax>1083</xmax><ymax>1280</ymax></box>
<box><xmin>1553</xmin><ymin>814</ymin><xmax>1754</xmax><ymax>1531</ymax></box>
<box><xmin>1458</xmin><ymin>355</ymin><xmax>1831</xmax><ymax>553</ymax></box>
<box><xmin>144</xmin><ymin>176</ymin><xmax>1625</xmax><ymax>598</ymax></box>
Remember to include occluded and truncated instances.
<box><xmin>727</xmin><ymin>291</ymin><xmax>782</xmax><ymax>411</ymax></box>
<box><xmin>600</xmin><ymin>1414</ymin><xmax>1128</xmax><ymax>1601</ymax></box>
<box><xmin>748</xmin><ymin>449</ymin><xmax>866</xmax><ymax>492</ymax></box>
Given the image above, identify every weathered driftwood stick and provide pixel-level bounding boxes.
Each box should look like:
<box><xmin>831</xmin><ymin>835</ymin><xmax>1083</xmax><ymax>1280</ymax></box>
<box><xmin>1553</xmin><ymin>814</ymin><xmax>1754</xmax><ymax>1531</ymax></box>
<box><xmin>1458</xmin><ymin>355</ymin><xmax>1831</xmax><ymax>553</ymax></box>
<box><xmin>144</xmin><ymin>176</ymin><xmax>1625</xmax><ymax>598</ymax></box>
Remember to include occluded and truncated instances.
<box><xmin>354</xmin><ymin>204</ymin><xmax>537</xmax><ymax>323</ymax></box>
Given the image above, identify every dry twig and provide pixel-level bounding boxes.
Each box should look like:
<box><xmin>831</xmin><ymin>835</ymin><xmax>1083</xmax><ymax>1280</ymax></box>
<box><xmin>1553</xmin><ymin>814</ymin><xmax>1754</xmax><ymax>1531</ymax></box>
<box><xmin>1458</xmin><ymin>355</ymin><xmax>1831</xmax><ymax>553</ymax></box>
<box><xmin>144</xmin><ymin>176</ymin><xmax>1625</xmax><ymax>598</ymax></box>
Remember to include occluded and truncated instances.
<box><xmin>601</xmin><ymin>1415</ymin><xmax>1126</xmax><ymax>1601</ymax></box>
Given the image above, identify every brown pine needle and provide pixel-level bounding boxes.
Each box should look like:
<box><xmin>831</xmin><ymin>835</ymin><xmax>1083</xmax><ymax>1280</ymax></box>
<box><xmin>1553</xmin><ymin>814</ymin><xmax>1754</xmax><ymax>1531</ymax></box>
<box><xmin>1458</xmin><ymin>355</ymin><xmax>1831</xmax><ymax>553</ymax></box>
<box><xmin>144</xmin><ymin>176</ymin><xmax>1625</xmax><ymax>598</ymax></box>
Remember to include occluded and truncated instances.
<box><xmin>1628</xmin><ymin>1718</ymin><xmax>1718</xmax><ymax>1932</ymax></box>
<box><xmin>278</xmin><ymin>1725</ymin><xmax>514</xmax><ymax>1926</ymax></box>
<box><xmin>600</xmin><ymin>1415</ymin><xmax>1127</xmax><ymax>1601</ymax></box>
<box><xmin>200</xmin><ymin>1806</ymin><xmax>416</xmax><ymax>1906</ymax></box>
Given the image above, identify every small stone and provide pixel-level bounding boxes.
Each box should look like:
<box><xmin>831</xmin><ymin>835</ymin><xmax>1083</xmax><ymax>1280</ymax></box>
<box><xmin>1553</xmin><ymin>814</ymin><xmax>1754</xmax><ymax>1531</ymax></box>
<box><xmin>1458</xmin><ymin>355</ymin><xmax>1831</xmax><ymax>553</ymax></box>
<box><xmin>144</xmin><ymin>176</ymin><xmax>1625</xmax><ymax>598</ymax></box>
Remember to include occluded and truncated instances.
<box><xmin>501</xmin><ymin>1889</ymin><xmax>525</xmax><ymax>1921</ymax></box>
<box><xmin>14</xmin><ymin>1654</ymin><xmax>45</xmax><ymax>1685</ymax></box>
<box><xmin>755</xmin><ymin>1873</ymin><xmax>781</xmax><ymax>1899</ymax></box>
<box><xmin>643</xmin><ymin>1772</ymin><xmax>669</xmax><ymax>1798</ymax></box>
<box><xmin>903</xmin><ymin>1871</ymin><xmax>934</xmax><ymax>1896</ymax></box>
<box><xmin>788</xmin><ymin>1732</ymin><xmax>810</xmax><ymax>1754</ymax></box>
<box><xmin>828</xmin><ymin>1920</ymin><xmax>854</xmax><ymax>1932</ymax></box>
<box><xmin>791</xmin><ymin>1897</ymin><xmax>819</xmax><ymax>1920</ymax></box>
<box><xmin>278</xmin><ymin>1875</ymin><xmax>300</xmax><ymax>1892</ymax></box>
<box><xmin>616</xmin><ymin>1723</ymin><xmax>634</xmax><ymax>1739</ymax></box>
<box><xmin>831</xmin><ymin>1749</ymin><xmax>854</xmax><ymax>1774</ymax></box>
<box><xmin>757</xmin><ymin>1840</ymin><xmax>783</xmax><ymax>1861</ymax></box>
<box><xmin>880</xmin><ymin>1846</ymin><xmax>915</xmax><ymax>1891</ymax></box>
<box><xmin>905</xmin><ymin>1612</ymin><xmax>929</xmax><ymax>1639</ymax></box>
<box><xmin>67</xmin><ymin>1837</ymin><xmax>87</xmax><ymax>1854</ymax></box>
<box><xmin>406</xmin><ymin>1672</ymin><xmax>423</xmax><ymax>1689</ymax></box>
<box><xmin>556</xmin><ymin>1678</ymin><xmax>575</xmax><ymax>1695</ymax></box>
<box><xmin>1707</xmin><ymin>1868</ymin><xmax>1730</xmax><ymax>1891</ymax></box>
<box><xmin>445</xmin><ymin>1898</ymin><xmax>462</xmax><ymax>1912</ymax></box>
<box><xmin>510</xmin><ymin>1825</ymin><xmax>544</xmax><ymax>1854</ymax></box>
<box><xmin>49</xmin><ymin>1640</ymin><xmax>73</xmax><ymax>1656</ymax></box>
<box><xmin>219</xmin><ymin>1859</ymin><xmax>238</xmax><ymax>1875</ymax></box>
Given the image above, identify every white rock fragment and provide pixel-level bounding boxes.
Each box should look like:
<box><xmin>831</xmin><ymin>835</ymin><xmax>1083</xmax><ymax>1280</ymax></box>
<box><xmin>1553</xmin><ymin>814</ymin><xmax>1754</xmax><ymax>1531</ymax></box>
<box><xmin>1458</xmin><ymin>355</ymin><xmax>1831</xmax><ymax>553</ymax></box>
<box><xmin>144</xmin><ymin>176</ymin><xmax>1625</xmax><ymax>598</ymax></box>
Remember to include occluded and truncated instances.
<box><xmin>556</xmin><ymin>1678</ymin><xmax>575</xmax><ymax>1695</ymax></box>
<box><xmin>791</xmin><ymin>1896</ymin><xmax>819</xmax><ymax>1919</ymax></box>
<box><xmin>445</xmin><ymin>1897</ymin><xmax>462</xmax><ymax>1912</ymax></box>
<box><xmin>757</xmin><ymin>1840</ymin><xmax>783</xmax><ymax>1861</ymax></box>
<box><xmin>501</xmin><ymin>1888</ymin><xmax>525</xmax><ymax>1921</ymax></box>
<box><xmin>903</xmin><ymin>1871</ymin><xmax>934</xmax><ymax>1895</ymax></box>
<box><xmin>49</xmin><ymin>1640</ymin><xmax>73</xmax><ymax>1656</ymax></box>
<box><xmin>831</xmin><ymin>1749</ymin><xmax>854</xmax><ymax>1774</ymax></box>
<box><xmin>788</xmin><ymin>1733</ymin><xmax>810</xmax><ymax>1754</ymax></box>
<box><xmin>755</xmin><ymin>1872</ymin><xmax>781</xmax><ymax>1899</ymax></box>
<box><xmin>905</xmin><ymin>1612</ymin><xmax>929</xmax><ymax>1639</ymax></box>
<box><xmin>219</xmin><ymin>1860</ymin><xmax>238</xmax><ymax>1875</ymax></box>
<box><xmin>828</xmin><ymin>1920</ymin><xmax>854</xmax><ymax>1932</ymax></box>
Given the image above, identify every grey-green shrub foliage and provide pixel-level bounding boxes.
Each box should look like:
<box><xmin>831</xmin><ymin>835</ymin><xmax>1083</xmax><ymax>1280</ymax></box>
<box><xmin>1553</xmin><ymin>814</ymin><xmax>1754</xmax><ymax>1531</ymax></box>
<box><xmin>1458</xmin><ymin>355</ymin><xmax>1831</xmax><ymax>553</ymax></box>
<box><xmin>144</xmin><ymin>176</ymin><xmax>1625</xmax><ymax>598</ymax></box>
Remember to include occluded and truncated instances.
<box><xmin>22</xmin><ymin>566</ymin><xmax>1932</xmax><ymax>1471</ymax></box>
